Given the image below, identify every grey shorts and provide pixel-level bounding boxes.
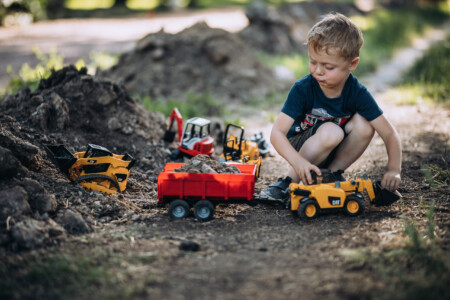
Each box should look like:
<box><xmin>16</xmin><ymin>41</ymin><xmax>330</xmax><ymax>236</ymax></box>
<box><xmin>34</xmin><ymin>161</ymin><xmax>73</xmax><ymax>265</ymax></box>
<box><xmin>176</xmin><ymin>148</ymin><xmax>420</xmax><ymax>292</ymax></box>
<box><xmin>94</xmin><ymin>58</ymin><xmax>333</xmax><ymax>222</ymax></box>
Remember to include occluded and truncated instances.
<box><xmin>288</xmin><ymin>121</ymin><xmax>343</xmax><ymax>168</ymax></box>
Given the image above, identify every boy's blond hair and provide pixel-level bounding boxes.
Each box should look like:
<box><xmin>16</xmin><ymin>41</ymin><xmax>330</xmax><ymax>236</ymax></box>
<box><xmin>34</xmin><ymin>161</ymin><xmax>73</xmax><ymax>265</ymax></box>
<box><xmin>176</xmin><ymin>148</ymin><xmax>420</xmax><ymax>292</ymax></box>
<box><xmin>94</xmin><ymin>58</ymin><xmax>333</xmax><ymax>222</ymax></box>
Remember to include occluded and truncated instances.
<box><xmin>307</xmin><ymin>12</ymin><xmax>363</xmax><ymax>61</ymax></box>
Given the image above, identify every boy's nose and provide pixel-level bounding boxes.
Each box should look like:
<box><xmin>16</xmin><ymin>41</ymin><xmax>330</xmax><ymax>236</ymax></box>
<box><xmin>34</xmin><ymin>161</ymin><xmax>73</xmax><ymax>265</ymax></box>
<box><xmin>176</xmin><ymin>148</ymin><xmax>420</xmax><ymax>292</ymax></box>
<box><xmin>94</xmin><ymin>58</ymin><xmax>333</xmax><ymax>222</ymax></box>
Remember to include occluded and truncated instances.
<box><xmin>316</xmin><ymin>65</ymin><xmax>325</xmax><ymax>75</ymax></box>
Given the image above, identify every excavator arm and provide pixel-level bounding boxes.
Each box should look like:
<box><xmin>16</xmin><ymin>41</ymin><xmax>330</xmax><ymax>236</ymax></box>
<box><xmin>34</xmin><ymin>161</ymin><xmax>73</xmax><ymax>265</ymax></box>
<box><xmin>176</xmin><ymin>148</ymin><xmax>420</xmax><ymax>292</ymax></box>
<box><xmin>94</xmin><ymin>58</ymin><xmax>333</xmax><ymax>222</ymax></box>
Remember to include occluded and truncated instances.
<box><xmin>163</xmin><ymin>107</ymin><xmax>183</xmax><ymax>143</ymax></box>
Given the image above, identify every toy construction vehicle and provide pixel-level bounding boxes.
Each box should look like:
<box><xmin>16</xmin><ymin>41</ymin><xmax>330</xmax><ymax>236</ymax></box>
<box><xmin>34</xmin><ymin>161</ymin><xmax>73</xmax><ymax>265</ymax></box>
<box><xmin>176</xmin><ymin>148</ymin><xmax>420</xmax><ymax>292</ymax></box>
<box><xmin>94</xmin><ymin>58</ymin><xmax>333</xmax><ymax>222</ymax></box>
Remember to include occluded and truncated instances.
<box><xmin>158</xmin><ymin>162</ymin><xmax>258</xmax><ymax>222</ymax></box>
<box><xmin>163</xmin><ymin>108</ymin><xmax>214</xmax><ymax>160</ymax></box>
<box><xmin>289</xmin><ymin>172</ymin><xmax>400</xmax><ymax>219</ymax></box>
<box><xmin>219</xmin><ymin>123</ymin><xmax>265</xmax><ymax>178</ymax></box>
<box><xmin>45</xmin><ymin>144</ymin><xmax>135</xmax><ymax>195</ymax></box>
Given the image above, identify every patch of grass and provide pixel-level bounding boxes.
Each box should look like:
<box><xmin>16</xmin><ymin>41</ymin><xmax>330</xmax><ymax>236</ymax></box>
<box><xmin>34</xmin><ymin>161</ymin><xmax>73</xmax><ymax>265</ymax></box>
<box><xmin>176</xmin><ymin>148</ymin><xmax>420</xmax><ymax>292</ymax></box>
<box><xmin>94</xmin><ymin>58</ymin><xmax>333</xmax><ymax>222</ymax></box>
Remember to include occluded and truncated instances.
<box><xmin>0</xmin><ymin>253</ymin><xmax>124</xmax><ymax>300</ymax></box>
<box><xmin>343</xmin><ymin>203</ymin><xmax>450</xmax><ymax>300</ymax></box>
<box><xmin>65</xmin><ymin>0</ymin><xmax>115</xmax><ymax>10</ymax></box>
<box><xmin>353</xmin><ymin>6</ymin><xmax>449</xmax><ymax>77</ymax></box>
<box><xmin>384</xmin><ymin>85</ymin><xmax>435</xmax><ymax>106</ymax></box>
<box><xmin>139</xmin><ymin>91</ymin><xmax>224</xmax><ymax>119</ymax></box>
<box><xmin>422</xmin><ymin>160</ymin><xmax>450</xmax><ymax>188</ymax></box>
<box><xmin>400</xmin><ymin>36</ymin><xmax>450</xmax><ymax>104</ymax></box>
<box><xmin>257</xmin><ymin>52</ymin><xmax>309</xmax><ymax>80</ymax></box>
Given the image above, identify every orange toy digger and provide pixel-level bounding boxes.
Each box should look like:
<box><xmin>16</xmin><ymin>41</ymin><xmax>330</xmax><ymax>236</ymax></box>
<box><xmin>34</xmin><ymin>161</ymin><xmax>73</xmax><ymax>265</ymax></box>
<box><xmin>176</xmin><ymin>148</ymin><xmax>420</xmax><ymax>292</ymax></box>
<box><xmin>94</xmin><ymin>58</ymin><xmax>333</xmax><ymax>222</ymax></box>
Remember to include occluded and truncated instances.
<box><xmin>163</xmin><ymin>108</ymin><xmax>214</xmax><ymax>159</ymax></box>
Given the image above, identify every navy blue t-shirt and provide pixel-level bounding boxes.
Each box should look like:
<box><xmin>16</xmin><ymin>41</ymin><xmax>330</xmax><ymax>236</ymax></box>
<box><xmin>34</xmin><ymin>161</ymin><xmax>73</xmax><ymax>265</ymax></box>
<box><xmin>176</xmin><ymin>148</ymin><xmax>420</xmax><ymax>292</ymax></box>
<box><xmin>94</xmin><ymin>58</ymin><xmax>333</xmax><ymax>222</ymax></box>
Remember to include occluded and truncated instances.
<box><xmin>282</xmin><ymin>74</ymin><xmax>383</xmax><ymax>138</ymax></box>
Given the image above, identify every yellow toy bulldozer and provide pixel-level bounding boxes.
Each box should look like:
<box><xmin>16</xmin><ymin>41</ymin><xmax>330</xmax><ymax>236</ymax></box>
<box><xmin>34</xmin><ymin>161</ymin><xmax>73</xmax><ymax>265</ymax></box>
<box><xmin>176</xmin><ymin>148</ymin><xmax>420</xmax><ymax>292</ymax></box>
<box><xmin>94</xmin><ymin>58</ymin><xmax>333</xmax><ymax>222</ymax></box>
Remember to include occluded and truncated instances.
<box><xmin>289</xmin><ymin>172</ymin><xmax>400</xmax><ymax>219</ymax></box>
<box><xmin>219</xmin><ymin>123</ymin><xmax>263</xmax><ymax>178</ymax></box>
<box><xmin>45</xmin><ymin>144</ymin><xmax>135</xmax><ymax>194</ymax></box>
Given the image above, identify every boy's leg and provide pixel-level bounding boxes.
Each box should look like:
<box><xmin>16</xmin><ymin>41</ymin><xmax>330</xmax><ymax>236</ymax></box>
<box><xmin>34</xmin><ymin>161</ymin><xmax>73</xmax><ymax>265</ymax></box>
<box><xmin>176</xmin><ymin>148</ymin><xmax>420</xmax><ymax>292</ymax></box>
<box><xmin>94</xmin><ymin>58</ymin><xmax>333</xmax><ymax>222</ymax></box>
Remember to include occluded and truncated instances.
<box><xmin>327</xmin><ymin>113</ymin><xmax>375</xmax><ymax>172</ymax></box>
<box><xmin>261</xmin><ymin>122</ymin><xmax>344</xmax><ymax>200</ymax></box>
<box><xmin>287</xmin><ymin>122</ymin><xmax>345</xmax><ymax>182</ymax></box>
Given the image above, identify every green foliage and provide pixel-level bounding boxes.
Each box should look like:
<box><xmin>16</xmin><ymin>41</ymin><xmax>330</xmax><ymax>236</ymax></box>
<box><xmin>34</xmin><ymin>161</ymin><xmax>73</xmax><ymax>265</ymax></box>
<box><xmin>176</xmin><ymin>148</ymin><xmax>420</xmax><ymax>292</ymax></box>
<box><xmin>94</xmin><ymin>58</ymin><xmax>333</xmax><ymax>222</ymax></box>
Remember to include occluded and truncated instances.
<box><xmin>422</xmin><ymin>161</ymin><xmax>450</xmax><ymax>188</ymax></box>
<box><xmin>401</xmin><ymin>37</ymin><xmax>450</xmax><ymax>104</ymax></box>
<box><xmin>353</xmin><ymin>6</ymin><xmax>449</xmax><ymax>77</ymax></box>
<box><xmin>139</xmin><ymin>91</ymin><xmax>224</xmax><ymax>119</ymax></box>
<box><xmin>0</xmin><ymin>253</ymin><xmax>119</xmax><ymax>300</ymax></box>
<box><xmin>2</xmin><ymin>48</ymin><xmax>118</xmax><ymax>98</ymax></box>
<box><xmin>4</xmin><ymin>46</ymin><xmax>64</xmax><ymax>94</ymax></box>
<box><xmin>257</xmin><ymin>52</ymin><xmax>309</xmax><ymax>79</ymax></box>
<box><xmin>344</xmin><ymin>203</ymin><xmax>450</xmax><ymax>300</ymax></box>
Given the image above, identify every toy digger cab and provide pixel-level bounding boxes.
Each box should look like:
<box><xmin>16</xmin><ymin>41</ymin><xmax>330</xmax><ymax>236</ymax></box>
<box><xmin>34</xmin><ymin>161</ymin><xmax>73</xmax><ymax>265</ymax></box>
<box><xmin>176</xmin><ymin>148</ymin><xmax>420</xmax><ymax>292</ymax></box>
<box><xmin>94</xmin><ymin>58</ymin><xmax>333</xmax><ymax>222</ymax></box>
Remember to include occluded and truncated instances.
<box><xmin>220</xmin><ymin>123</ymin><xmax>262</xmax><ymax>178</ymax></box>
<box><xmin>45</xmin><ymin>144</ymin><xmax>135</xmax><ymax>195</ymax></box>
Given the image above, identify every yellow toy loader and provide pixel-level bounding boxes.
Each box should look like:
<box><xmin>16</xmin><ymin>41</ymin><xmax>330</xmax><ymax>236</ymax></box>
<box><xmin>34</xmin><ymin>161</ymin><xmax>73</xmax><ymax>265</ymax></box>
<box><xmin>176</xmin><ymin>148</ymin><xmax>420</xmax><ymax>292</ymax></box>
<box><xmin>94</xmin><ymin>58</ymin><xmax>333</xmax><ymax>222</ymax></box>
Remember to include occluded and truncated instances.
<box><xmin>289</xmin><ymin>173</ymin><xmax>400</xmax><ymax>219</ymax></box>
<box><xmin>45</xmin><ymin>144</ymin><xmax>135</xmax><ymax>194</ymax></box>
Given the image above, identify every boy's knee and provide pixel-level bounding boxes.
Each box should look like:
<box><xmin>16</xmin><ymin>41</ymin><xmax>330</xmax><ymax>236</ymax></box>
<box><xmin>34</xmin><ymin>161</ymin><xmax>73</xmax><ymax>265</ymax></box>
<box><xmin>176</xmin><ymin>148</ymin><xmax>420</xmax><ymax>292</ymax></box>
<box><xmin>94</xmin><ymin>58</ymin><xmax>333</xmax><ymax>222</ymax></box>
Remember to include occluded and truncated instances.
<box><xmin>346</xmin><ymin>114</ymin><xmax>375</xmax><ymax>139</ymax></box>
<box><xmin>316</xmin><ymin>122</ymin><xmax>345</xmax><ymax>147</ymax></box>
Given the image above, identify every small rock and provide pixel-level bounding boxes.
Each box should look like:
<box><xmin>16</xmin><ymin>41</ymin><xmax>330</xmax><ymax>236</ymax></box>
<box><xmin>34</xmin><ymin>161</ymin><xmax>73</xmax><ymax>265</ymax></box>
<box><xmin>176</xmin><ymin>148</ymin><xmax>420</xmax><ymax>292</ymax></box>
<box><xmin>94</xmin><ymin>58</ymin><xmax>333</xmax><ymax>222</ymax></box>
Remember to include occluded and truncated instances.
<box><xmin>201</xmin><ymin>164</ymin><xmax>217</xmax><ymax>174</ymax></box>
<box><xmin>20</xmin><ymin>178</ymin><xmax>57</xmax><ymax>214</ymax></box>
<box><xmin>179</xmin><ymin>240</ymin><xmax>200</xmax><ymax>252</ymax></box>
<box><xmin>11</xmin><ymin>219</ymin><xmax>47</xmax><ymax>250</ymax></box>
<box><xmin>56</xmin><ymin>209</ymin><xmax>90</xmax><ymax>234</ymax></box>
<box><xmin>0</xmin><ymin>146</ymin><xmax>25</xmax><ymax>179</ymax></box>
<box><xmin>0</xmin><ymin>186</ymin><xmax>31</xmax><ymax>222</ymax></box>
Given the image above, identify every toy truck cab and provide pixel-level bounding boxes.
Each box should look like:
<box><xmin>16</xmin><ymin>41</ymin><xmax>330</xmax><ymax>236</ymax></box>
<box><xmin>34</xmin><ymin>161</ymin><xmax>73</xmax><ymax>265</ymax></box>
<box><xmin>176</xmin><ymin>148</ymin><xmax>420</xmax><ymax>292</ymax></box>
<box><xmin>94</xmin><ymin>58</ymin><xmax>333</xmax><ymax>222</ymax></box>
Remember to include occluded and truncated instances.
<box><xmin>163</xmin><ymin>108</ymin><xmax>215</xmax><ymax>159</ymax></box>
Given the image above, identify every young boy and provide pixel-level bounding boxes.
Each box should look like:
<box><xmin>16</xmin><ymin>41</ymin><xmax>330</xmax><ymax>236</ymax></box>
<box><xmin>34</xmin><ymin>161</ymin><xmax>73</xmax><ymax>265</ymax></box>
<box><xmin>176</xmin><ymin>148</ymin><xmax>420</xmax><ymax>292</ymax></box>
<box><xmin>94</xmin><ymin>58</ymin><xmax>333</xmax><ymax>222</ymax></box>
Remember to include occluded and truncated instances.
<box><xmin>261</xmin><ymin>12</ymin><xmax>402</xmax><ymax>201</ymax></box>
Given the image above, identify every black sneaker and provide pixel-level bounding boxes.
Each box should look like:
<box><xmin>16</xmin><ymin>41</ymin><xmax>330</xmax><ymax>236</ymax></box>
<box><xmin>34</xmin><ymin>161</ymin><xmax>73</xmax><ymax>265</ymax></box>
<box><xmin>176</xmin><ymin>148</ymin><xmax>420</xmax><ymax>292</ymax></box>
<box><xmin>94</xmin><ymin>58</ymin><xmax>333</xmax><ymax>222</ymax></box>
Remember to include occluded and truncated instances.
<box><xmin>260</xmin><ymin>176</ymin><xmax>292</xmax><ymax>200</ymax></box>
<box><xmin>321</xmin><ymin>169</ymin><xmax>346</xmax><ymax>183</ymax></box>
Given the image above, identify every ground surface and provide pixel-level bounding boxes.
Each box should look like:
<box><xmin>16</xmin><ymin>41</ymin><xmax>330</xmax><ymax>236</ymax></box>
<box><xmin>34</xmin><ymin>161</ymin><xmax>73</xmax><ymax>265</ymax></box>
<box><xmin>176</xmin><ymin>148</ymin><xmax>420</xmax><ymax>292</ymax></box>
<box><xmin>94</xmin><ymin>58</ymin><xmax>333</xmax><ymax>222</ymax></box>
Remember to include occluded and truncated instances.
<box><xmin>0</xmin><ymin>6</ymin><xmax>449</xmax><ymax>300</ymax></box>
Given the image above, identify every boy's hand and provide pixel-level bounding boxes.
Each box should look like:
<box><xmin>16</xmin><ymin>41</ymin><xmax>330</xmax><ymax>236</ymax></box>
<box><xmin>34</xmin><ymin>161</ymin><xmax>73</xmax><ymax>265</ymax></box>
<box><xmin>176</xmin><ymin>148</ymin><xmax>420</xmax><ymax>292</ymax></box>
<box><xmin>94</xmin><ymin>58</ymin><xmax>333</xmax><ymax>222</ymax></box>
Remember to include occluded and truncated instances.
<box><xmin>381</xmin><ymin>170</ymin><xmax>401</xmax><ymax>191</ymax></box>
<box><xmin>294</xmin><ymin>159</ymin><xmax>321</xmax><ymax>185</ymax></box>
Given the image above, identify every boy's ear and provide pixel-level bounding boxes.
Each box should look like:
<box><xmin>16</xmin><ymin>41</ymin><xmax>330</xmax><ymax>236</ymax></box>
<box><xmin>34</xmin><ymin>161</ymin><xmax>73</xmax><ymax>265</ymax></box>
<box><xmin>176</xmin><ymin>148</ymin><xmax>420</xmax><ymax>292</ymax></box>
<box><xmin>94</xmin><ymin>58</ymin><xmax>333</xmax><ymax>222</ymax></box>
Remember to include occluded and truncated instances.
<box><xmin>349</xmin><ymin>57</ymin><xmax>360</xmax><ymax>72</ymax></box>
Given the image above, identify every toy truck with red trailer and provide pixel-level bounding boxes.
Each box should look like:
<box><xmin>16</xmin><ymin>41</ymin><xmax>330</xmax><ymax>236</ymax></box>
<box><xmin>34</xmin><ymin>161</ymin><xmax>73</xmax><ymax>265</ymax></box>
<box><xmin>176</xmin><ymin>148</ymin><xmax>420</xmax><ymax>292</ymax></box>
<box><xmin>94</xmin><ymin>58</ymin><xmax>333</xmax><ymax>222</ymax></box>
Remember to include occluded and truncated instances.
<box><xmin>157</xmin><ymin>162</ymin><xmax>257</xmax><ymax>221</ymax></box>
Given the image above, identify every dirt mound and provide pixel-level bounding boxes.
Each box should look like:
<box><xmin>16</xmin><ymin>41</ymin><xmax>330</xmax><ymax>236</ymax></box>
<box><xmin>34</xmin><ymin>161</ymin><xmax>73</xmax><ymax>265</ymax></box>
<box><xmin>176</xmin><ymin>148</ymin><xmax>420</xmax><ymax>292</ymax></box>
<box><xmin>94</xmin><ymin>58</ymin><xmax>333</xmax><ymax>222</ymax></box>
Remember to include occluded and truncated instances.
<box><xmin>98</xmin><ymin>22</ymin><xmax>284</xmax><ymax>102</ymax></box>
<box><xmin>173</xmin><ymin>155</ymin><xmax>241</xmax><ymax>174</ymax></box>
<box><xmin>0</xmin><ymin>65</ymin><xmax>171</xmax><ymax>251</ymax></box>
<box><xmin>239</xmin><ymin>1</ymin><xmax>364</xmax><ymax>54</ymax></box>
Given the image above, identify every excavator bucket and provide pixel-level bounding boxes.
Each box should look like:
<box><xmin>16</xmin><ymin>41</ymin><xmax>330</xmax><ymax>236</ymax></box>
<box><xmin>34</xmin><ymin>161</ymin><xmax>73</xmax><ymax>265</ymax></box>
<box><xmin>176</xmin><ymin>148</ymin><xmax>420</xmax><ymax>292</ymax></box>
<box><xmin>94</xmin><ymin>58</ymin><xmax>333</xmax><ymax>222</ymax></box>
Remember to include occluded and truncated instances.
<box><xmin>44</xmin><ymin>144</ymin><xmax>77</xmax><ymax>174</ymax></box>
<box><xmin>163</xmin><ymin>130</ymin><xmax>176</xmax><ymax>143</ymax></box>
<box><xmin>373</xmin><ymin>181</ymin><xmax>401</xmax><ymax>206</ymax></box>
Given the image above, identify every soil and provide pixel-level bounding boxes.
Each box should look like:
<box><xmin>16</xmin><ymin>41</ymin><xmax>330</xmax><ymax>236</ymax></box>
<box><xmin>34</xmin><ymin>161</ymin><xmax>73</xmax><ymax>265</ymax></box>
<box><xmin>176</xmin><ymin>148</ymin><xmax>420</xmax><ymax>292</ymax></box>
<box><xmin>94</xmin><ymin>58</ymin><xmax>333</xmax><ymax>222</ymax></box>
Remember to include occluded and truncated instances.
<box><xmin>0</xmin><ymin>3</ymin><xmax>449</xmax><ymax>300</ymax></box>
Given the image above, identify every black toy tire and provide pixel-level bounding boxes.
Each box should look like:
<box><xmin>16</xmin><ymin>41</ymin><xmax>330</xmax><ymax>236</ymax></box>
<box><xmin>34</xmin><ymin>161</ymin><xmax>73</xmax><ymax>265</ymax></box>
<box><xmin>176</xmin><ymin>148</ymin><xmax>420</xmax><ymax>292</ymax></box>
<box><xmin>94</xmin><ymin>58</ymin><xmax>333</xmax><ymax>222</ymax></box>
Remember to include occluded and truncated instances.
<box><xmin>168</xmin><ymin>199</ymin><xmax>190</xmax><ymax>219</ymax></box>
<box><xmin>193</xmin><ymin>200</ymin><xmax>215</xmax><ymax>222</ymax></box>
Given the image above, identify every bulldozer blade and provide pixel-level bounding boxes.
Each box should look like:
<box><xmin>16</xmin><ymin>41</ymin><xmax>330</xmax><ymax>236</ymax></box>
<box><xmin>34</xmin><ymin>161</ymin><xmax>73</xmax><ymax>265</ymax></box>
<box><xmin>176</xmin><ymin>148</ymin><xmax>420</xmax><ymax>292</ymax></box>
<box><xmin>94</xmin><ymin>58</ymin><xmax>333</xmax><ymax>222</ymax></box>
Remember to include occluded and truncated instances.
<box><xmin>163</xmin><ymin>130</ymin><xmax>176</xmax><ymax>143</ymax></box>
<box><xmin>44</xmin><ymin>144</ymin><xmax>77</xmax><ymax>174</ymax></box>
<box><xmin>373</xmin><ymin>181</ymin><xmax>401</xmax><ymax>207</ymax></box>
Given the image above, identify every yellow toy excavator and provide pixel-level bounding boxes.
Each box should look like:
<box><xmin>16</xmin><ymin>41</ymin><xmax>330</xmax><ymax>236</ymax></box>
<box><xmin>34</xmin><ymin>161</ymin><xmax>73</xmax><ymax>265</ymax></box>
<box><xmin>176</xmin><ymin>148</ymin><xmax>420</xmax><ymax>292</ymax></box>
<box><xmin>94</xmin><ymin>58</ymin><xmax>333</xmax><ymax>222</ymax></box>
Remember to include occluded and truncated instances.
<box><xmin>220</xmin><ymin>123</ymin><xmax>263</xmax><ymax>178</ymax></box>
<box><xmin>45</xmin><ymin>144</ymin><xmax>135</xmax><ymax>194</ymax></box>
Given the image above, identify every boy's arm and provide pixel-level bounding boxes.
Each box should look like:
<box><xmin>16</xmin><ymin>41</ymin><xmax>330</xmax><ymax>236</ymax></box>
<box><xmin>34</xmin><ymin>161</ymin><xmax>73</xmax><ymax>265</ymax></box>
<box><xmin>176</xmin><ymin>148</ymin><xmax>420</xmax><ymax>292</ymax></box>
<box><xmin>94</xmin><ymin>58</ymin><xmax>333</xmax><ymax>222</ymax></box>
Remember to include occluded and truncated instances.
<box><xmin>370</xmin><ymin>114</ymin><xmax>402</xmax><ymax>191</ymax></box>
<box><xmin>271</xmin><ymin>112</ymin><xmax>321</xmax><ymax>184</ymax></box>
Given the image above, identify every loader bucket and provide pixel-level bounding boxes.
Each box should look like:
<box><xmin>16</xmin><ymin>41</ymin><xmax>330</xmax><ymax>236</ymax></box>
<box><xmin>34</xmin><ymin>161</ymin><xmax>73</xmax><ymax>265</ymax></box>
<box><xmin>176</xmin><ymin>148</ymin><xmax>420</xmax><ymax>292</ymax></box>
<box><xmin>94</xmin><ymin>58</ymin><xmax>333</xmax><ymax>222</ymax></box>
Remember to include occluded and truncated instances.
<box><xmin>163</xmin><ymin>130</ymin><xmax>176</xmax><ymax>143</ymax></box>
<box><xmin>373</xmin><ymin>181</ymin><xmax>400</xmax><ymax>207</ymax></box>
<box><xmin>44</xmin><ymin>144</ymin><xmax>77</xmax><ymax>174</ymax></box>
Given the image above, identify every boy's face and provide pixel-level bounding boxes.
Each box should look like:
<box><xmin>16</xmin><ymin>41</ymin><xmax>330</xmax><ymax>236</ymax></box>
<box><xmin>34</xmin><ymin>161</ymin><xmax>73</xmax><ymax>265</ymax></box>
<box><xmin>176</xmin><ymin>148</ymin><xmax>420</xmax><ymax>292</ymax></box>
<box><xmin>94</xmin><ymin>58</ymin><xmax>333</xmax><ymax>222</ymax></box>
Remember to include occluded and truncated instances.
<box><xmin>308</xmin><ymin>45</ymin><xmax>359</xmax><ymax>95</ymax></box>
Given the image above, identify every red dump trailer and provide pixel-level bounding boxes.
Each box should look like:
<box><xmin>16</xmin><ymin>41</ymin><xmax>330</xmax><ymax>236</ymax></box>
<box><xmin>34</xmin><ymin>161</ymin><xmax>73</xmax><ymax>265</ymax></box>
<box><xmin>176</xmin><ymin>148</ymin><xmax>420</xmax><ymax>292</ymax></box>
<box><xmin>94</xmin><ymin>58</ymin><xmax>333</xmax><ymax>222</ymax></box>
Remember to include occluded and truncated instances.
<box><xmin>157</xmin><ymin>163</ymin><xmax>257</xmax><ymax>221</ymax></box>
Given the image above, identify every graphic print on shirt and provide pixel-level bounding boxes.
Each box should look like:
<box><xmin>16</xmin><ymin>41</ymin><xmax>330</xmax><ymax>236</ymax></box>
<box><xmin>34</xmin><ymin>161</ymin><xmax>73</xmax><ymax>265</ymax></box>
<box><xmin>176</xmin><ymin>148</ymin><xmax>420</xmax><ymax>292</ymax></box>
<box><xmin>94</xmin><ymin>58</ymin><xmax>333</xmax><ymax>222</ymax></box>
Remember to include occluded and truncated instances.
<box><xmin>296</xmin><ymin>108</ymin><xmax>351</xmax><ymax>133</ymax></box>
